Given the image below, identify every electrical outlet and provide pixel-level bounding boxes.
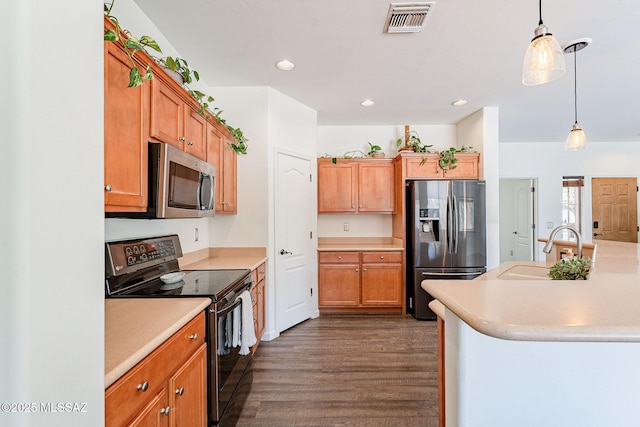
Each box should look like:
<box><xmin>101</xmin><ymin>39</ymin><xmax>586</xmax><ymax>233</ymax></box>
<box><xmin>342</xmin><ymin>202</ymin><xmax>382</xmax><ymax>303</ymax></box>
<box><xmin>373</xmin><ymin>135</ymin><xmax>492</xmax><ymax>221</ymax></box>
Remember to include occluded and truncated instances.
<box><xmin>343</xmin><ymin>222</ymin><xmax>349</xmax><ymax>232</ymax></box>
<box><xmin>547</xmin><ymin>222</ymin><xmax>554</xmax><ymax>229</ymax></box>
<box><xmin>194</xmin><ymin>227</ymin><xmax>199</xmax><ymax>242</ymax></box>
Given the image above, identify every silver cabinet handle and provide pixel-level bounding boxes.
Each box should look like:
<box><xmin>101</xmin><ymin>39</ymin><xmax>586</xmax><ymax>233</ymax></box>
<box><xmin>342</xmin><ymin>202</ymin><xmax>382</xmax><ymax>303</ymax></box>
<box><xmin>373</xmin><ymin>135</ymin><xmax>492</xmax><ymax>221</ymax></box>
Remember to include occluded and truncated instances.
<box><xmin>337</xmin><ymin>256</ymin><xmax>342</xmax><ymax>260</ymax></box>
<box><xmin>187</xmin><ymin>141</ymin><xmax>193</xmax><ymax>146</ymax></box>
<box><xmin>136</xmin><ymin>381</ymin><xmax>149</xmax><ymax>392</ymax></box>
<box><xmin>363</xmin><ymin>268</ymin><xmax>367</xmax><ymax>272</ymax></box>
<box><xmin>105</xmin><ymin>184</ymin><xmax>112</xmax><ymax>192</ymax></box>
<box><xmin>160</xmin><ymin>406</ymin><xmax>171</xmax><ymax>415</ymax></box>
<box><xmin>356</xmin><ymin>269</ymin><xmax>359</xmax><ymax>272</ymax></box>
<box><xmin>175</xmin><ymin>387</ymin><xmax>184</xmax><ymax>396</ymax></box>
<box><xmin>179</xmin><ymin>136</ymin><xmax>186</xmax><ymax>142</ymax></box>
<box><xmin>189</xmin><ymin>333</ymin><xmax>198</xmax><ymax>340</ymax></box>
<box><xmin>380</xmin><ymin>256</ymin><xmax>384</xmax><ymax>259</ymax></box>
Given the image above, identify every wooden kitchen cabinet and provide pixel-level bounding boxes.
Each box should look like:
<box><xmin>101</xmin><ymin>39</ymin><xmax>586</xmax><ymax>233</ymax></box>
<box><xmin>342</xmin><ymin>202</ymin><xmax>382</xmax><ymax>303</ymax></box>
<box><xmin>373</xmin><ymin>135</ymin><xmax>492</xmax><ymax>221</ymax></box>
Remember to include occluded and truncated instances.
<box><xmin>150</xmin><ymin>78</ymin><xmax>207</xmax><ymax>161</ymax></box>
<box><xmin>206</xmin><ymin>122</ymin><xmax>238</xmax><ymax>214</ymax></box>
<box><xmin>105</xmin><ymin>312</ymin><xmax>207</xmax><ymax>427</ymax></box>
<box><xmin>317</xmin><ymin>159</ymin><xmax>395</xmax><ymax>214</ymax></box>
<box><xmin>251</xmin><ymin>262</ymin><xmax>266</xmax><ymax>353</ymax></box>
<box><xmin>318</xmin><ymin>251</ymin><xmax>403</xmax><ymax>313</ymax></box>
<box><xmin>401</xmin><ymin>152</ymin><xmax>480</xmax><ymax>180</ymax></box>
<box><xmin>103</xmin><ymin>28</ymin><xmax>150</xmax><ymax>212</ymax></box>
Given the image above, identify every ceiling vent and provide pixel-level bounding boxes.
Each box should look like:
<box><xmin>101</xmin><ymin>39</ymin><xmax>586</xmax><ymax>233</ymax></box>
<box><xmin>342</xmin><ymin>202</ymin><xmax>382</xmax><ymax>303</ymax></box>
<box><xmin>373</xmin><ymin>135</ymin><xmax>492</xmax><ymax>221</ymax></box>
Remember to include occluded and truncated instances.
<box><xmin>384</xmin><ymin>2</ymin><xmax>435</xmax><ymax>33</ymax></box>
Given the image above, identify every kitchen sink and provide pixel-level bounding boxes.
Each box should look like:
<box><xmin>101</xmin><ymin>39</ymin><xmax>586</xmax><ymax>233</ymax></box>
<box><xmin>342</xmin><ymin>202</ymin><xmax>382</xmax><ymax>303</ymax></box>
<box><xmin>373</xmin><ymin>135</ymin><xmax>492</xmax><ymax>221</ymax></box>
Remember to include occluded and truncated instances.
<box><xmin>497</xmin><ymin>265</ymin><xmax>551</xmax><ymax>280</ymax></box>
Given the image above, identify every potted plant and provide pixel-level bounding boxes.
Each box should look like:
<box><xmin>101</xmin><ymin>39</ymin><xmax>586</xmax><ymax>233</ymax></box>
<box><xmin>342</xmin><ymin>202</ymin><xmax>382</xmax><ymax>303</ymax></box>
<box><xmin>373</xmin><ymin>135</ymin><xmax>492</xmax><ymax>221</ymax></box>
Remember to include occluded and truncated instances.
<box><xmin>367</xmin><ymin>143</ymin><xmax>385</xmax><ymax>158</ymax></box>
<box><xmin>396</xmin><ymin>131</ymin><xmax>432</xmax><ymax>153</ymax></box>
<box><xmin>548</xmin><ymin>257</ymin><xmax>592</xmax><ymax>280</ymax></box>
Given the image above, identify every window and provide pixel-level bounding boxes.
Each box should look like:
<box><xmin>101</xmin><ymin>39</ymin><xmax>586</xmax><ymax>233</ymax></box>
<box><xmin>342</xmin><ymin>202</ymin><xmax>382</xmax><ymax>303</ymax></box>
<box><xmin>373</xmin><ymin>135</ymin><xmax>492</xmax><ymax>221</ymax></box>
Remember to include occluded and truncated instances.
<box><xmin>562</xmin><ymin>176</ymin><xmax>584</xmax><ymax>236</ymax></box>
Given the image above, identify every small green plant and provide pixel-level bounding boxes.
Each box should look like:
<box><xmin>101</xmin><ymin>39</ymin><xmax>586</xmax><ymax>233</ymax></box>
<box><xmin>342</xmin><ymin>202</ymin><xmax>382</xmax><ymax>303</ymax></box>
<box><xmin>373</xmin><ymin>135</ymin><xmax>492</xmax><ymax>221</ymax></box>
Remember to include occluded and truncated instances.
<box><xmin>548</xmin><ymin>257</ymin><xmax>592</xmax><ymax>280</ymax></box>
<box><xmin>396</xmin><ymin>131</ymin><xmax>432</xmax><ymax>153</ymax></box>
<box><xmin>367</xmin><ymin>142</ymin><xmax>382</xmax><ymax>157</ymax></box>
<box><xmin>438</xmin><ymin>146</ymin><xmax>474</xmax><ymax>171</ymax></box>
<box><xmin>228</xmin><ymin>127</ymin><xmax>248</xmax><ymax>155</ymax></box>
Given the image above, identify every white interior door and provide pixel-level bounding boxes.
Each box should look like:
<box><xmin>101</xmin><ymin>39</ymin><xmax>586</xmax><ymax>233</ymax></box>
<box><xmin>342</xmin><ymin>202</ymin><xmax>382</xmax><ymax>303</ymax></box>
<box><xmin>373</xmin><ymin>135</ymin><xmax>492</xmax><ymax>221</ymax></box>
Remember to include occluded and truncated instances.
<box><xmin>499</xmin><ymin>179</ymin><xmax>536</xmax><ymax>262</ymax></box>
<box><xmin>275</xmin><ymin>151</ymin><xmax>315</xmax><ymax>333</ymax></box>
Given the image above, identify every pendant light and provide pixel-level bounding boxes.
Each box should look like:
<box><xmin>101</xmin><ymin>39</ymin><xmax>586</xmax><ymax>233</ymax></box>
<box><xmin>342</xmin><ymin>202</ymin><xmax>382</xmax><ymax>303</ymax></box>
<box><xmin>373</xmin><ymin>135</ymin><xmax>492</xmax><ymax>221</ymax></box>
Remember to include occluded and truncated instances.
<box><xmin>563</xmin><ymin>39</ymin><xmax>590</xmax><ymax>151</ymax></box>
<box><xmin>522</xmin><ymin>0</ymin><xmax>565</xmax><ymax>85</ymax></box>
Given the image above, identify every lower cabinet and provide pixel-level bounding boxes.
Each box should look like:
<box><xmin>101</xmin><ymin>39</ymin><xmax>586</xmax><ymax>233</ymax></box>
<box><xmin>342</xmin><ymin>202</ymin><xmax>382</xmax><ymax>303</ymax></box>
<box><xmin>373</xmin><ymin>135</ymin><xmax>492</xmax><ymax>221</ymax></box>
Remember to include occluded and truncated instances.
<box><xmin>251</xmin><ymin>262</ymin><xmax>266</xmax><ymax>352</ymax></box>
<box><xmin>105</xmin><ymin>312</ymin><xmax>207</xmax><ymax>427</ymax></box>
<box><xmin>318</xmin><ymin>251</ymin><xmax>403</xmax><ymax>313</ymax></box>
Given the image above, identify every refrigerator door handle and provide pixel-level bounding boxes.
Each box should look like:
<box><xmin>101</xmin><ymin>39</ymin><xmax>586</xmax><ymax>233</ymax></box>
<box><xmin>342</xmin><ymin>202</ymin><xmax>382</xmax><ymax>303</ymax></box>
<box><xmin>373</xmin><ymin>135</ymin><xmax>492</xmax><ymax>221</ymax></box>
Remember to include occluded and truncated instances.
<box><xmin>446</xmin><ymin>195</ymin><xmax>452</xmax><ymax>253</ymax></box>
<box><xmin>421</xmin><ymin>272</ymin><xmax>482</xmax><ymax>277</ymax></box>
<box><xmin>452</xmin><ymin>194</ymin><xmax>458</xmax><ymax>253</ymax></box>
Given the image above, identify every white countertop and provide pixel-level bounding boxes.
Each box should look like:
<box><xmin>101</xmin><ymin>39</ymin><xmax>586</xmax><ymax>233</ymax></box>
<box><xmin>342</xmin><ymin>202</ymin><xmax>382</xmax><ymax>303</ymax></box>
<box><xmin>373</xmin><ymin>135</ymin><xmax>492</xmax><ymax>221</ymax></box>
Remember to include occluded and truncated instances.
<box><xmin>423</xmin><ymin>240</ymin><xmax>640</xmax><ymax>342</ymax></box>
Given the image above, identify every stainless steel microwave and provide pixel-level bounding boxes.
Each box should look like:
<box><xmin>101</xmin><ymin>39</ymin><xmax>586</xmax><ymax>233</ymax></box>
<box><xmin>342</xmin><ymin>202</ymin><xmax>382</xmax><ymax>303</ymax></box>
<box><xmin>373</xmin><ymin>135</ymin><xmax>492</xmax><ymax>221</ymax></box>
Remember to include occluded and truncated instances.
<box><xmin>107</xmin><ymin>142</ymin><xmax>216</xmax><ymax>219</ymax></box>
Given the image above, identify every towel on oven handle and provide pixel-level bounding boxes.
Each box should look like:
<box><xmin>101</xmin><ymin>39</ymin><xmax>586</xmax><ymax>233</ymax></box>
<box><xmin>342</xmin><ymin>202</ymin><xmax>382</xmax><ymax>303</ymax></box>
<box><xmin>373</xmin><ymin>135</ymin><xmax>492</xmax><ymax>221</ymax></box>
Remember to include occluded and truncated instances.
<box><xmin>235</xmin><ymin>290</ymin><xmax>257</xmax><ymax>355</ymax></box>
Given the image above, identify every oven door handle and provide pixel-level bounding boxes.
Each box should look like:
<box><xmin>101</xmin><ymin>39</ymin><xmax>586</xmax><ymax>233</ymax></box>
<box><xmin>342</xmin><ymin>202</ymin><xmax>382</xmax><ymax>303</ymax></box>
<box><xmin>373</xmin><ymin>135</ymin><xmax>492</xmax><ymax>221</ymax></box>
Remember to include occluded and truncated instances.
<box><xmin>214</xmin><ymin>298</ymin><xmax>243</xmax><ymax>317</ymax></box>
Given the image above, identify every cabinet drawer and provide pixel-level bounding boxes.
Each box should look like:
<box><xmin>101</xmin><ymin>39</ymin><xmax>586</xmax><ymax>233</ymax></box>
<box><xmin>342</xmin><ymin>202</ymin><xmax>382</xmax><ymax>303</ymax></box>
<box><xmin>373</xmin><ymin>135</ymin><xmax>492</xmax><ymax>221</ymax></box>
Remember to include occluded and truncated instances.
<box><xmin>319</xmin><ymin>252</ymin><xmax>360</xmax><ymax>264</ymax></box>
<box><xmin>361</xmin><ymin>252</ymin><xmax>402</xmax><ymax>264</ymax></box>
<box><xmin>105</xmin><ymin>312</ymin><xmax>205</xmax><ymax>427</ymax></box>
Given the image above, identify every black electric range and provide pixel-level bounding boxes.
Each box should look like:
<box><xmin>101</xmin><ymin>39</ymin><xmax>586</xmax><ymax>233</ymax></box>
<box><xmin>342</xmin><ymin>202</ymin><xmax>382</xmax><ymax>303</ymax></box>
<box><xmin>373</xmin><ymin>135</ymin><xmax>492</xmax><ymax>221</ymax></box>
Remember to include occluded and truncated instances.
<box><xmin>104</xmin><ymin>234</ymin><xmax>254</xmax><ymax>426</ymax></box>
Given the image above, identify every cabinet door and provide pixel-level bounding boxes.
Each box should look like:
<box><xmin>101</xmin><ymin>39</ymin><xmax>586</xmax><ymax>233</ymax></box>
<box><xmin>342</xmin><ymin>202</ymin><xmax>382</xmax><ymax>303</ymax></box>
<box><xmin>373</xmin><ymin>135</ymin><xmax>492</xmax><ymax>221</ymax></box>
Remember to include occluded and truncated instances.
<box><xmin>404</xmin><ymin>155</ymin><xmax>442</xmax><ymax>179</ymax></box>
<box><xmin>442</xmin><ymin>153</ymin><xmax>480</xmax><ymax>179</ymax></box>
<box><xmin>150</xmin><ymin>79</ymin><xmax>183</xmax><ymax>148</ymax></box>
<box><xmin>206</xmin><ymin>122</ymin><xmax>237</xmax><ymax>213</ymax></box>
<box><xmin>358</xmin><ymin>162</ymin><xmax>395</xmax><ymax>213</ymax></box>
<box><xmin>318</xmin><ymin>264</ymin><xmax>360</xmax><ymax>306</ymax></box>
<box><xmin>104</xmin><ymin>42</ymin><xmax>149</xmax><ymax>211</ymax></box>
<box><xmin>361</xmin><ymin>263</ymin><xmax>402</xmax><ymax>306</ymax></box>
<box><xmin>317</xmin><ymin>161</ymin><xmax>357</xmax><ymax>213</ymax></box>
<box><xmin>169</xmin><ymin>344</ymin><xmax>207</xmax><ymax>427</ymax></box>
<box><xmin>183</xmin><ymin>109</ymin><xmax>207</xmax><ymax>161</ymax></box>
<box><xmin>127</xmin><ymin>388</ymin><xmax>170</xmax><ymax>427</ymax></box>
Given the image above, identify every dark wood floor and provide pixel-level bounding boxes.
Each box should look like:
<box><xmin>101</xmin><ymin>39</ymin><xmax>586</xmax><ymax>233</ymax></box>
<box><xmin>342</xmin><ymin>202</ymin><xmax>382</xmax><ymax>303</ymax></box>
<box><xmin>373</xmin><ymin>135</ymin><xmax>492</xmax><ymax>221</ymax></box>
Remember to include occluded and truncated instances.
<box><xmin>236</xmin><ymin>314</ymin><xmax>439</xmax><ymax>426</ymax></box>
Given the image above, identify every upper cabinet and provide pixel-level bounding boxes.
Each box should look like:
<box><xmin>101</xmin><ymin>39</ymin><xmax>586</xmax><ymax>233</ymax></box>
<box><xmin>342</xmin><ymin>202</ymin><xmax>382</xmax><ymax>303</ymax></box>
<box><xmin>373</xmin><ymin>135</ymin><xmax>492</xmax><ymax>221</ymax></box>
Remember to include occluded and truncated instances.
<box><xmin>104</xmin><ymin>27</ymin><xmax>150</xmax><ymax>213</ymax></box>
<box><xmin>150</xmin><ymin>78</ymin><xmax>207</xmax><ymax>161</ymax></box>
<box><xmin>104</xmin><ymin>15</ymin><xmax>238</xmax><ymax>214</ymax></box>
<box><xmin>206</xmin><ymin>122</ymin><xmax>237</xmax><ymax>214</ymax></box>
<box><xmin>399</xmin><ymin>152</ymin><xmax>480</xmax><ymax>180</ymax></box>
<box><xmin>317</xmin><ymin>159</ymin><xmax>395</xmax><ymax>214</ymax></box>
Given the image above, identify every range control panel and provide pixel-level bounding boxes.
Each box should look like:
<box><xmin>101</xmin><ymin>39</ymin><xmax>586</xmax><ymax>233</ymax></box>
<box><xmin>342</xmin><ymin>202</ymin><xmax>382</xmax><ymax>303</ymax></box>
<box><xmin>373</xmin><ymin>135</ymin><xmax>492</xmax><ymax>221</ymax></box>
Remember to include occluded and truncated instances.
<box><xmin>105</xmin><ymin>234</ymin><xmax>183</xmax><ymax>277</ymax></box>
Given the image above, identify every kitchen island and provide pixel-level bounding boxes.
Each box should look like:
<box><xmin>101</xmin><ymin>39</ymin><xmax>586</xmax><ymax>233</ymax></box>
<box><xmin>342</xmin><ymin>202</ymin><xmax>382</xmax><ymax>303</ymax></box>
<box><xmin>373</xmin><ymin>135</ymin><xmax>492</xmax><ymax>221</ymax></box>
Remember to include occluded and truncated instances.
<box><xmin>423</xmin><ymin>240</ymin><xmax>640</xmax><ymax>426</ymax></box>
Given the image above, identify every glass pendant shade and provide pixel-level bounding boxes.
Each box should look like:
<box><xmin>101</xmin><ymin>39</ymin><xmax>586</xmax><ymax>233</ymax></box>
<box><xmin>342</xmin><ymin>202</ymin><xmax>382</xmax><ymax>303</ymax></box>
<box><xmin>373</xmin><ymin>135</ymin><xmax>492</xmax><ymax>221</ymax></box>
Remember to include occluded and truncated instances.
<box><xmin>565</xmin><ymin>123</ymin><xmax>587</xmax><ymax>151</ymax></box>
<box><xmin>522</xmin><ymin>25</ymin><xmax>566</xmax><ymax>85</ymax></box>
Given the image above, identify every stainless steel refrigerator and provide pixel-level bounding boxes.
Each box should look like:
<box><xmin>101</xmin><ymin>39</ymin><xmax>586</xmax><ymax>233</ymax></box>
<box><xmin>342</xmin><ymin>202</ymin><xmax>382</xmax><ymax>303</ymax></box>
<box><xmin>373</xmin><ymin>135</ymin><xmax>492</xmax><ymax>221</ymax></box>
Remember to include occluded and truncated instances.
<box><xmin>406</xmin><ymin>180</ymin><xmax>487</xmax><ymax>319</ymax></box>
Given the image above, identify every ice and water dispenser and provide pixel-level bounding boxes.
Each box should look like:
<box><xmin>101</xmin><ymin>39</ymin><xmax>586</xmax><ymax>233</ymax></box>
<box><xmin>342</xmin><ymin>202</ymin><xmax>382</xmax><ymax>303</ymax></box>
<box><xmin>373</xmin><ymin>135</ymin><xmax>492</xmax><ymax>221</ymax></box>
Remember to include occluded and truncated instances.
<box><xmin>418</xmin><ymin>207</ymin><xmax>440</xmax><ymax>242</ymax></box>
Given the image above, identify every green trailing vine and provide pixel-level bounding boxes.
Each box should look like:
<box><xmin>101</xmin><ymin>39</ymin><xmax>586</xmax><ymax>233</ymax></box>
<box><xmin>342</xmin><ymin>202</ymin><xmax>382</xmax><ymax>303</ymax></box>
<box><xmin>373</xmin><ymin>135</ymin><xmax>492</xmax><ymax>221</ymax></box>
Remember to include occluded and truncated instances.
<box><xmin>103</xmin><ymin>1</ymin><xmax>248</xmax><ymax>154</ymax></box>
<box><xmin>437</xmin><ymin>146</ymin><xmax>474</xmax><ymax>171</ymax></box>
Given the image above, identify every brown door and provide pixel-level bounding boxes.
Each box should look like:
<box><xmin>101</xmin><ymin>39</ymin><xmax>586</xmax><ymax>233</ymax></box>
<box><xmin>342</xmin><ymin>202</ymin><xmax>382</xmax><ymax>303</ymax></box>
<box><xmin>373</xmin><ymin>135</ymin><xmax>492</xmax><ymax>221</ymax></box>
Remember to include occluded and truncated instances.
<box><xmin>591</xmin><ymin>178</ymin><xmax>638</xmax><ymax>243</ymax></box>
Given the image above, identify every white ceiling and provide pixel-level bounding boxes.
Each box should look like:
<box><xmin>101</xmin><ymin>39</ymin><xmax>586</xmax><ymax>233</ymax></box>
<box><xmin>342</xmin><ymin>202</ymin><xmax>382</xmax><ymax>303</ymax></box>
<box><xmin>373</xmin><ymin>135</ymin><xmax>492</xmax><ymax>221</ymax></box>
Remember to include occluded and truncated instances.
<box><xmin>133</xmin><ymin>0</ymin><xmax>640</xmax><ymax>143</ymax></box>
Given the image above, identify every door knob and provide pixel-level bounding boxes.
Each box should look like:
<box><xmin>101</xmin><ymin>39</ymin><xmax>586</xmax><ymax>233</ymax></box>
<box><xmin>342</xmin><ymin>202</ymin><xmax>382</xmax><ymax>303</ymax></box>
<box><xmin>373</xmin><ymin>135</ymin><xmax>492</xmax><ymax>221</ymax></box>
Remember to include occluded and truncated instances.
<box><xmin>593</xmin><ymin>233</ymin><xmax>601</xmax><ymax>237</ymax></box>
<box><xmin>512</xmin><ymin>231</ymin><xmax>517</xmax><ymax>234</ymax></box>
<box><xmin>280</xmin><ymin>249</ymin><xmax>292</xmax><ymax>255</ymax></box>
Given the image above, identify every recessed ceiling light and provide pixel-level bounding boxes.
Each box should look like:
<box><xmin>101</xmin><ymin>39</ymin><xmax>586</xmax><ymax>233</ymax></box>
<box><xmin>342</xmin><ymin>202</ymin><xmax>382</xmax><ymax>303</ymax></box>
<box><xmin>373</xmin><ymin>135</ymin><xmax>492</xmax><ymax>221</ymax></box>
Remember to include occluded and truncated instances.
<box><xmin>275</xmin><ymin>60</ymin><xmax>295</xmax><ymax>71</ymax></box>
<box><xmin>360</xmin><ymin>99</ymin><xmax>375</xmax><ymax>107</ymax></box>
<box><xmin>451</xmin><ymin>99</ymin><xmax>468</xmax><ymax>106</ymax></box>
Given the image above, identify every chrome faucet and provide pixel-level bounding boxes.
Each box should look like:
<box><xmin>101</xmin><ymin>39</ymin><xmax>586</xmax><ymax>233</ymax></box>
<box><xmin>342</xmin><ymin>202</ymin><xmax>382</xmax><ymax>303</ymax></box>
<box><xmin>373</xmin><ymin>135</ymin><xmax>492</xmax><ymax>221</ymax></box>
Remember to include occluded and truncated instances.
<box><xmin>542</xmin><ymin>225</ymin><xmax>583</xmax><ymax>259</ymax></box>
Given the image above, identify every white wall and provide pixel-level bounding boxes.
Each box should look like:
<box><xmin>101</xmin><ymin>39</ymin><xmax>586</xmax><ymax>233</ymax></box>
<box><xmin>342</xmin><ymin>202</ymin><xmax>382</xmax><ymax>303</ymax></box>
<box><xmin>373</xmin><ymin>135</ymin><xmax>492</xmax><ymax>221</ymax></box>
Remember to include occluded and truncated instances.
<box><xmin>457</xmin><ymin>108</ymin><xmax>501</xmax><ymax>270</ymax></box>
<box><xmin>500</xmin><ymin>140</ymin><xmax>640</xmax><ymax>259</ymax></box>
<box><xmin>209</xmin><ymin>86</ymin><xmax>318</xmax><ymax>340</ymax></box>
<box><xmin>0</xmin><ymin>1</ymin><xmax>104</xmax><ymax>426</ymax></box>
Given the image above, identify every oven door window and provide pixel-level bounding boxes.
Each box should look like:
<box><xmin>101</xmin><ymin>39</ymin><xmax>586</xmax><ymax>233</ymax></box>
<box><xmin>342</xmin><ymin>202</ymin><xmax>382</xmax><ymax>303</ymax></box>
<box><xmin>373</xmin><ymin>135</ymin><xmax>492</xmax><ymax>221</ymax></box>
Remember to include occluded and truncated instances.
<box><xmin>168</xmin><ymin>161</ymin><xmax>200</xmax><ymax>209</ymax></box>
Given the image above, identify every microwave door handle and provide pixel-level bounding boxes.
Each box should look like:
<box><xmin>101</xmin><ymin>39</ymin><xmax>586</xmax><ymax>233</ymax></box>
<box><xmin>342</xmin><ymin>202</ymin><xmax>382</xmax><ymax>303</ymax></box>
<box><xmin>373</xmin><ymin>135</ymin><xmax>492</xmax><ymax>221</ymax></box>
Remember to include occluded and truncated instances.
<box><xmin>198</xmin><ymin>173</ymin><xmax>214</xmax><ymax>210</ymax></box>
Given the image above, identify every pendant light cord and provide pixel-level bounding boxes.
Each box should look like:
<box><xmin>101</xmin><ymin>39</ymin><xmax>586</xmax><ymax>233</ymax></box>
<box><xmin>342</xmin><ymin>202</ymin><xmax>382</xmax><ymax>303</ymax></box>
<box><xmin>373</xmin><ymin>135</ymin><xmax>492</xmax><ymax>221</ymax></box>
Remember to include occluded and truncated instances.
<box><xmin>573</xmin><ymin>52</ymin><xmax>578</xmax><ymax>125</ymax></box>
<box><xmin>538</xmin><ymin>0</ymin><xmax>543</xmax><ymax>25</ymax></box>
